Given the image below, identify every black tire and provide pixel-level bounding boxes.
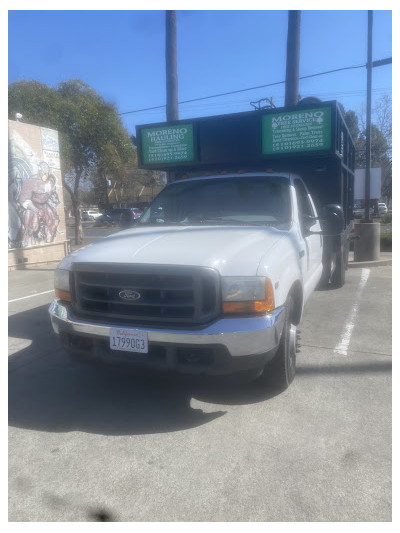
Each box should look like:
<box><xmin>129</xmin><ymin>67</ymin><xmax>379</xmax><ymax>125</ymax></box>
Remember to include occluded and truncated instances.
<box><xmin>319</xmin><ymin>245</ymin><xmax>347</xmax><ymax>290</ymax></box>
<box><xmin>330</xmin><ymin>248</ymin><xmax>345</xmax><ymax>288</ymax></box>
<box><xmin>260</xmin><ymin>295</ymin><xmax>297</xmax><ymax>390</ymax></box>
<box><xmin>318</xmin><ymin>260</ymin><xmax>331</xmax><ymax>289</ymax></box>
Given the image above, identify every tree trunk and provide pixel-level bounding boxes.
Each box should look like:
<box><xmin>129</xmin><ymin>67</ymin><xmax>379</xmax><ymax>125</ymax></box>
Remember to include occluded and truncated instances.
<box><xmin>103</xmin><ymin>171</ymin><xmax>110</xmax><ymax>210</ymax></box>
<box><xmin>72</xmin><ymin>200</ymin><xmax>84</xmax><ymax>246</ymax></box>
<box><xmin>62</xmin><ymin>172</ymin><xmax>84</xmax><ymax>246</ymax></box>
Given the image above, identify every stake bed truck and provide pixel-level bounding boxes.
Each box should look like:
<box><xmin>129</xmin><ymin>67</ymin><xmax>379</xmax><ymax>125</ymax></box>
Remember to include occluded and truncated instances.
<box><xmin>49</xmin><ymin>100</ymin><xmax>355</xmax><ymax>389</ymax></box>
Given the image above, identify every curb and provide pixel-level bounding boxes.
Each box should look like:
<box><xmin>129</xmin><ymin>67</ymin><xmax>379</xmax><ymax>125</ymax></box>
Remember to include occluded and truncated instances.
<box><xmin>348</xmin><ymin>252</ymin><xmax>392</xmax><ymax>268</ymax></box>
<box><xmin>348</xmin><ymin>259</ymin><xmax>392</xmax><ymax>268</ymax></box>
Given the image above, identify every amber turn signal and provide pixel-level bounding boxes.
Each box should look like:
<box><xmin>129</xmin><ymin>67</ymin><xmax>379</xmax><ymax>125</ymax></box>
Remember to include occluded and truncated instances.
<box><xmin>222</xmin><ymin>278</ymin><xmax>275</xmax><ymax>315</ymax></box>
<box><xmin>55</xmin><ymin>289</ymin><xmax>72</xmax><ymax>302</ymax></box>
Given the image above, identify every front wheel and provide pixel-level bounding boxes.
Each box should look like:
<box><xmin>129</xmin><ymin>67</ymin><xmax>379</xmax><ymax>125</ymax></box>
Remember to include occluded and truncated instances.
<box><xmin>260</xmin><ymin>295</ymin><xmax>297</xmax><ymax>390</ymax></box>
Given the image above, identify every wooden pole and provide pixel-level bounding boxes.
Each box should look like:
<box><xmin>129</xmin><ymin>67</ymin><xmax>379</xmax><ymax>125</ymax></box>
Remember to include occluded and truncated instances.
<box><xmin>165</xmin><ymin>10</ymin><xmax>178</xmax><ymax>183</ymax></box>
<box><xmin>166</xmin><ymin>10</ymin><xmax>179</xmax><ymax>122</ymax></box>
<box><xmin>364</xmin><ymin>10</ymin><xmax>373</xmax><ymax>222</ymax></box>
<box><xmin>285</xmin><ymin>10</ymin><xmax>301</xmax><ymax>106</ymax></box>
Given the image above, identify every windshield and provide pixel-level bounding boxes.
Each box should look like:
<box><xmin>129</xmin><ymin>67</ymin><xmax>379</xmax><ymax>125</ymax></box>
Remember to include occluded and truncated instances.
<box><xmin>139</xmin><ymin>176</ymin><xmax>292</xmax><ymax>228</ymax></box>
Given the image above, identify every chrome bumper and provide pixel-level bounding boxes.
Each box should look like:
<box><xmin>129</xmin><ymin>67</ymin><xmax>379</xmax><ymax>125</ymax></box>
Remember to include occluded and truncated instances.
<box><xmin>49</xmin><ymin>299</ymin><xmax>285</xmax><ymax>357</ymax></box>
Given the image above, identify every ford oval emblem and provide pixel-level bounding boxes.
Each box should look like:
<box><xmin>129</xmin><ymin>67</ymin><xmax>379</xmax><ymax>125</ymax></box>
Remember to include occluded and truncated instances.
<box><xmin>119</xmin><ymin>289</ymin><xmax>141</xmax><ymax>301</ymax></box>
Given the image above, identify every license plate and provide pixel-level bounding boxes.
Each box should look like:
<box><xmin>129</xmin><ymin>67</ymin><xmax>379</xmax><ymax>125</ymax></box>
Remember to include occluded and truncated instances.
<box><xmin>110</xmin><ymin>328</ymin><xmax>148</xmax><ymax>353</ymax></box>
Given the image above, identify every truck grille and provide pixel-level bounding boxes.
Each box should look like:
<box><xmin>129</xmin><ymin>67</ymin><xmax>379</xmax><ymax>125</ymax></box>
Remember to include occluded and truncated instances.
<box><xmin>70</xmin><ymin>263</ymin><xmax>221</xmax><ymax>326</ymax></box>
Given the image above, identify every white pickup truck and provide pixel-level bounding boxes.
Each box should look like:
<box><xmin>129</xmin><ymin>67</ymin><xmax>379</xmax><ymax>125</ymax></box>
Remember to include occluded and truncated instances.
<box><xmin>49</xmin><ymin>171</ymin><xmax>343</xmax><ymax>390</ymax></box>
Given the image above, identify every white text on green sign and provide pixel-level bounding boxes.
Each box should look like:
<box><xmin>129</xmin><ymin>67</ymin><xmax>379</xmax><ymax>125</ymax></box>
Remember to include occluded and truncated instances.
<box><xmin>141</xmin><ymin>124</ymin><xmax>194</xmax><ymax>164</ymax></box>
<box><xmin>262</xmin><ymin>107</ymin><xmax>332</xmax><ymax>155</ymax></box>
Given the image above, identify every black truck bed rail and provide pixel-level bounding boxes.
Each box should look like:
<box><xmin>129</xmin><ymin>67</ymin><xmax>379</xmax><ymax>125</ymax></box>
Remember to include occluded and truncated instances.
<box><xmin>136</xmin><ymin>100</ymin><xmax>355</xmax><ymax>225</ymax></box>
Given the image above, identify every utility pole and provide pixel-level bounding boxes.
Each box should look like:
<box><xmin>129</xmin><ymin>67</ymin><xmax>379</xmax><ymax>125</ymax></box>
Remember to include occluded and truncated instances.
<box><xmin>354</xmin><ymin>10</ymin><xmax>380</xmax><ymax>262</ymax></box>
<box><xmin>165</xmin><ymin>10</ymin><xmax>179</xmax><ymax>122</ymax></box>
<box><xmin>364</xmin><ymin>10</ymin><xmax>373</xmax><ymax>222</ymax></box>
<box><xmin>165</xmin><ymin>10</ymin><xmax>178</xmax><ymax>183</ymax></box>
<box><xmin>285</xmin><ymin>10</ymin><xmax>301</xmax><ymax>106</ymax></box>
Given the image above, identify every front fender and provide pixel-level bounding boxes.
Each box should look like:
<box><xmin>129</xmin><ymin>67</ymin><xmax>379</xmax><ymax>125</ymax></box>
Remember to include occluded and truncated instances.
<box><xmin>257</xmin><ymin>233</ymin><xmax>304</xmax><ymax>311</ymax></box>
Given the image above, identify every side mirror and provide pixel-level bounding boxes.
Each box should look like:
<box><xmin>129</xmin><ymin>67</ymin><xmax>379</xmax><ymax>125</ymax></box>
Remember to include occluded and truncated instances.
<box><xmin>320</xmin><ymin>204</ymin><xmax>344</xmax><ymax>236</ymax></box>
<box><xmin>302</xmin><ymin>215</ymin><xmax>318</xmax><ymax>233</ymax></box>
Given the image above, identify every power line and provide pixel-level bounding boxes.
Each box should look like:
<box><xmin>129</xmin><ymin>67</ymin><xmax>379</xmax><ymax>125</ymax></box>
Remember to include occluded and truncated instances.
<box><xmin>120</xmin><ymin>62</ymin><xmax>372</xmax><ymax>116</ymax></box>
<box><xmin>122</xmin><ymin>86</ymin><xmax>391</xmax><ymax>133</ymax></box>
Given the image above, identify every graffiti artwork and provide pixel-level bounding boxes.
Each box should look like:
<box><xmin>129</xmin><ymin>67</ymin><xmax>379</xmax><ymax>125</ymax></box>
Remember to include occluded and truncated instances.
<box><xmin>8</xmin><ymin>126</ymin><xmax>63</xmax><ymax>249</ymax></box>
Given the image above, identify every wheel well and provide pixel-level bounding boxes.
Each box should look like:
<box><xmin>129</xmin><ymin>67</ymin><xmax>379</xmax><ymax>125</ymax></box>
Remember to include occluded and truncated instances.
<box><xmin>288</xmin><ymin>282</ymin><xmax>303</xmax><ymax>325</ymax></box>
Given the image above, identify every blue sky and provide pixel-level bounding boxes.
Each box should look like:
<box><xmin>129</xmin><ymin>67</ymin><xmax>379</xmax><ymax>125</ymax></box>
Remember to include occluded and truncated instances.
<box><xmin>8</xmin><ymin>9</ymin><xmax>392</xmax><ymax>136</ymax></box>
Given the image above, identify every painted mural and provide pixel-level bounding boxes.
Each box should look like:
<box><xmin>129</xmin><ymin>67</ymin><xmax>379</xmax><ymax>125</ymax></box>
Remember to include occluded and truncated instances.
<box><xmin>8</xmin><ymin>123</ymin><xmax>65</xmax><ymax>249</ymax></box>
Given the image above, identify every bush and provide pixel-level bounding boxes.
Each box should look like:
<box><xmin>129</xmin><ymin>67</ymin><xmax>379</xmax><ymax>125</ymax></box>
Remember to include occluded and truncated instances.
<box><xmin>349</xmin><ymin>230</ymin><xmax>392</xmax><ymax>252</ymax></box>
<box><xmin>380</xmin><ymin>232</ymin><xmax>392</xmax><ymax>251</ymax></box>
<box><xmin>381</xmin><ymin>214</ymin><xmax>392</xmax><ymax>224</ymax></box>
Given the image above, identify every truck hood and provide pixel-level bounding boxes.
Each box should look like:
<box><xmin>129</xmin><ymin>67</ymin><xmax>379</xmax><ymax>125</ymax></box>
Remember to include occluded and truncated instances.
<box><xmin>63</xmin><ymin>225</ymin><xmax>285</xmax><ymax>276</ymax></box>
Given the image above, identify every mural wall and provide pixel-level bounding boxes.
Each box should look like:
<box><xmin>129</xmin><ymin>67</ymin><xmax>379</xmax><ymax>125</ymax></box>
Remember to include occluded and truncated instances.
<box><xmin>8</xmin><ymin>120</ymin><xmax>66</xmax><ymax>250</ymax></box>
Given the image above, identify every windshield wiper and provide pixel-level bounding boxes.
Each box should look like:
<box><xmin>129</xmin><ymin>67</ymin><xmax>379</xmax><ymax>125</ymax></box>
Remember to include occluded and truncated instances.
<box><xmin>139</xmin><ymin>218</ymin><xmax>289</xmax><ymax>227</ymax></box>
<box><xmin>183</xmin><ymin>217</ymin><xmax>250</xmax><ymax>225</ymax></box>
<box><xmin>186</xmin><ymin>217</ymin><xmax>286</xmax><ymax>226</ymax></box>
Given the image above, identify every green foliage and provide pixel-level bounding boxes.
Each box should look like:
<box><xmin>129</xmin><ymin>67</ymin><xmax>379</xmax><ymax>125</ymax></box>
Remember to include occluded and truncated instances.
<box><xmin>9</xmin><ymin>79</ymin><xmax>135</xmax><ymax>180</ymax></box>
<box><xmin>8</xmin><ymin>79</ymin><xmax>137</xmax><ymax>243</ymax></box>
<box><xmin>342</xmin><ymin>109</ymin><xmax>360</xmax><ymax>143</ymax></box>
<box><xmin>381</xmin><ymin>214</ymin><xmax>392</xmax><ymax>224</ymax></box>
<box><xmin>380</xmin><ymin>232</ymin><xmax>392</xmax><ymax>252</ymax></box>
<box><xmin>350</xmin><ymin>230</ymin><xmax>392</xmax><ymax>252</ymax></box>
<box><xmin>341</xmin><ymin>95</ymin><xmax>392</xmax><ymax>204</ymax></box>
<box><xmin>8</xmin><ymin>80</ymin><xmax>60</xmax><ymax>129</ymax></box>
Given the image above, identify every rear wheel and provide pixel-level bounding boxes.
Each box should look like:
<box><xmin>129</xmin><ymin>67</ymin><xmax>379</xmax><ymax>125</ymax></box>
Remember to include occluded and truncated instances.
<box><xmin>319</xmin><ymin>245</ymin><xmax>347</xmax><ymax>289</ymax></box>
<box><xmin>260</xmin><ymin>295</ymin><xmax>297</xmax><ymax>390</ymax></box>
<box><xmin>330</xmin><ymin>248</ymin><xmax>345</xmax><ymax>288</ymax></box>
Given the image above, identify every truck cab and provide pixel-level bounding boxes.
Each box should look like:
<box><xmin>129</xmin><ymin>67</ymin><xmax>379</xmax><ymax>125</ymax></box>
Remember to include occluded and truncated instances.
<box><xmin>49</xmin><ymin>101</ymin><xmax>353</xmax><ymax>390</ymax></box>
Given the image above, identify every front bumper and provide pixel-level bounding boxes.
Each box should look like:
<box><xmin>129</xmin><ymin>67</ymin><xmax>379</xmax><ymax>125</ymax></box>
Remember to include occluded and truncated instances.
<box><xmin>49</xmin><ymin>300</ymin><xmax>285</xmax><ymax>375</ymax></box>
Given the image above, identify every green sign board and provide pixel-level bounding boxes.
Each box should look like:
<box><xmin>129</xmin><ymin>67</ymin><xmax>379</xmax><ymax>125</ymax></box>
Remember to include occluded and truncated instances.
<box><xmin>262</xmin><ymin>106</ymin><xmax>332</xmax><ymax>155</ymax></box>
<box><xmin>140</xmin><ymin>124</ymin><xmax>194</xmax><ymax>165</ymax></box>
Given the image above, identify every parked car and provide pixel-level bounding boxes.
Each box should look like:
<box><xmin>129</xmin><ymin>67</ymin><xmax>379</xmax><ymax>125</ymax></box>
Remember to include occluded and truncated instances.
<box><xmin>378</xmin><ymin>202</ymin><xmax>388</xmax><ymax>215</ymax></box>
<box><xmin>82</xmin><ymin>210</ymin><xmax>102</xmax><ymax>221</ymax></box>
<box><xmin>353</xmin><ymin>202</ymin><xmax>373</xmax><ymax>218</ymax></box>
<box><xmin>129</xmin><ymin>207</ymin><xmax>144</xmax><ymax>221</ymax></box>
<box><xmin>95</xmin><ymin>208</ymin><xmax>142</xmax><ymax>227</ymax></box>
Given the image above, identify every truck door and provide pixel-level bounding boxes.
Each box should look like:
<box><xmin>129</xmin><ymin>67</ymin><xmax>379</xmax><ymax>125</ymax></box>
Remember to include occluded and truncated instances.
<box><xmin>294</xmin><ymin>179</ymin><xmax>323</xmax><ymax>295</ymax></box>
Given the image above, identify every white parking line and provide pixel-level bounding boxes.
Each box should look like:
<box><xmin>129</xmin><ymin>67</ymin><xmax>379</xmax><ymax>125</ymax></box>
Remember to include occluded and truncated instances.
<box><xmin>334</xmin><ymin>268</ymin><xmax>370</xmax><ymax>356</ymax></box>
<box><xmin>8</xmin><ymin>289</ymin><xmax>54</xmax><ymax>303</ymax></box>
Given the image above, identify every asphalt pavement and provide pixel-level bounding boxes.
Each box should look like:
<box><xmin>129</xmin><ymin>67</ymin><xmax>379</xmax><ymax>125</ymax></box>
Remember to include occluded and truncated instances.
<box><xmin>8</xmin><ymin>248</ymin><xmax>392</xmax><ymax>521</ymax></box>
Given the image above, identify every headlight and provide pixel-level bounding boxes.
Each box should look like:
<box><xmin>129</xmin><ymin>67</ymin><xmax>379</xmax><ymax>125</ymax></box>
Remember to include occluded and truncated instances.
<box><xmin>221</xmin><ymin>276</ymin><xmax>275</xmax><ymax>315</ymax></box>
<box><xmin>54</xmin><ymin>268</ymin><xmax>71</xmax><ymax>302</ymax></box>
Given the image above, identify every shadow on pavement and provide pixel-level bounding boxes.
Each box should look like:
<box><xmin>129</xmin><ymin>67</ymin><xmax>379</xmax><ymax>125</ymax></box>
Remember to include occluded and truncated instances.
<box><xmin>296</xmin><ymin>361</ymin><xmax>392</xmax><ymax>375</ymax></box>
<box><xmin>8</xmin><ymin>305</ymin><xmax>279</xmax><ymax>436</ymax></box>
<box><xmin>9</xmin><ymin>303</ymin><xmax>392</xmax><ymax>437</ymax></box>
